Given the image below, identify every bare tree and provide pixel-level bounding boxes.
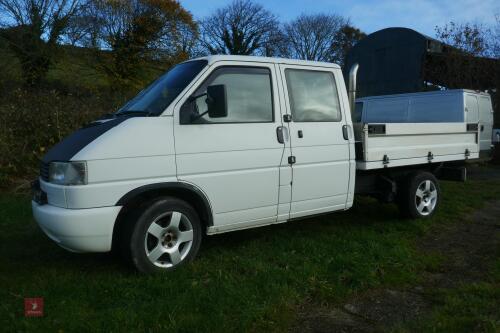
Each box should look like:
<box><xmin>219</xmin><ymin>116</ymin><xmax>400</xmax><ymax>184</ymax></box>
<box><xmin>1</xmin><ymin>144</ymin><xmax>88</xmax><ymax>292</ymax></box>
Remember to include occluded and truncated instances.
<box><xmin>435</xmin><ymin>21</ymin><xmax>493</xmax><ymax>57</ymax></box>
<box><xmin>492</xmin><ymin>14</ymin><xmax>500</xmax><ymax>59</ymax></box>
<box><xmin>199</xmin><ymin>0</ymin><xmax>280</xmax><ymax>56</ymax></box>
<box><xmin>63</xmin><ymin>10</ymin><xmax>100</xmax><ymax>47</ymax></box>
<box><xmin>282</xmin><ymin>13</ymin><xmax>349</xmax><ymax>62</ymax></box>
<box><xmin>173</xmin><ymin>20</ymin><xmax>200</xmax><ymax>58</ymax></box>
<box><xmin>0</xmin><ymin>0</ymin><xmax>81</xmax><ymax>86</ymax></box>
<box><xmin>88</xmin><ymin>0</ymin><xmax>197</xmax><ymax>87</ymax></box>
<box><xmin>331</xmin><ymin>24</ymin><xmax>366</xmax><ymax>66</ymax></box>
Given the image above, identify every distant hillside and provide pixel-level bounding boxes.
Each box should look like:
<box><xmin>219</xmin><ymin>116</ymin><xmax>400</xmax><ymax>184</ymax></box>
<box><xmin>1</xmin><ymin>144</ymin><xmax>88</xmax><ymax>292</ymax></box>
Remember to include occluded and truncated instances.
<box><xmin>0</xmin><ymin>41</ymin><xmax>168</xmax><ymax>94</ymax></box>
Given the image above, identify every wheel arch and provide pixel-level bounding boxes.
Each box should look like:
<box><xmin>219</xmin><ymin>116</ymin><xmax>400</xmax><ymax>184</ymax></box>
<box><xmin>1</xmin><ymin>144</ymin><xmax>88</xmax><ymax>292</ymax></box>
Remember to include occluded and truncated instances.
<box><xmin>112</xmin><ymin>182</ymin><xmax>213</xmax><ymax>250</ymax></box>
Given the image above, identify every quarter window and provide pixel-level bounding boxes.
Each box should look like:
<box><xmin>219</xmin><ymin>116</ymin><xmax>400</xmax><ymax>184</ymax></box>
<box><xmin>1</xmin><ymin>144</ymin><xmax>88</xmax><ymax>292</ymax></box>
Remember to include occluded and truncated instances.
<box><xmin>181</xmin><ymin>67</ymin><xmax>273</xmax><ymax>124</ymax></box>
<box><xmin>285</xmin><ymin>69</ymin><xmax>342</xmax><ymax>122</ymax></box>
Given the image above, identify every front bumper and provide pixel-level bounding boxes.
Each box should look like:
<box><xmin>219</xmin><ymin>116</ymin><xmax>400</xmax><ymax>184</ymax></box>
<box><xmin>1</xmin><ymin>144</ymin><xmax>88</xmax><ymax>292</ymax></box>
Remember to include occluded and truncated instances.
<box><xmin>32</xmin><ymin>201</ymin><xmax>122</xmax><ymax>252</ymax></box>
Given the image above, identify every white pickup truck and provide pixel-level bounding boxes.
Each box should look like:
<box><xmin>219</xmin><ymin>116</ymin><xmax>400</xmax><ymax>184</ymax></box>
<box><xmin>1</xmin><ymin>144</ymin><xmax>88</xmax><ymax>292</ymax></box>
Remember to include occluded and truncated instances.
<box><xmin>32</xmin><ymin>55</ymin><xmax>480</xmax><ymax>273</ymax></box>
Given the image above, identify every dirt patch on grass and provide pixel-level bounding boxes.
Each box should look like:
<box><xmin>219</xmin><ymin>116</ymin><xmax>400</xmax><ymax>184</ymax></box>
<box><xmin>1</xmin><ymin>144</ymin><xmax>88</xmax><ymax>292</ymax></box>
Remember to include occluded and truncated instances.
<box><xmin>290</xmin><ymin>201</ymin><xmax>500</xmax><ymax>333</ymax></box>
<box><xmin>292</xmin><ymin>289</ymin><xmax>431</xmax><ymax>333</ymax></box>
<box><xmin>418</xmin><ymin>201</ymin><xmax>500</xmax><ymax>288</ymax></box>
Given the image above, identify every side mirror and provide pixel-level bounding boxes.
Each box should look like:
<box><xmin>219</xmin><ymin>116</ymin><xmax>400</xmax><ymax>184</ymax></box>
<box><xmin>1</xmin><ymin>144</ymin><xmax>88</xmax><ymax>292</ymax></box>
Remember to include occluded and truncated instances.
<box><xmin>206</xmin><ymin>85</ymin><xmax>228</xmax><ymax>118</ymax></box>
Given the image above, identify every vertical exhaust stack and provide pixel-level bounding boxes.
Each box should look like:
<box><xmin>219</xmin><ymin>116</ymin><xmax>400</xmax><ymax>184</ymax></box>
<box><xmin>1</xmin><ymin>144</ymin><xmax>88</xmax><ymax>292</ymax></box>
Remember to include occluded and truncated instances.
<box><xmin>348</xmin><ymin>63</ymin><xmax>359</xmax><ymax>115</ymax></box>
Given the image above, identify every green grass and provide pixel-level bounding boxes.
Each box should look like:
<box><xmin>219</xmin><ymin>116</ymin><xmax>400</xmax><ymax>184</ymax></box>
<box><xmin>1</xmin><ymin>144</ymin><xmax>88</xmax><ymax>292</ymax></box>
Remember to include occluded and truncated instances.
<box><xmin>403</xmin><ymin>281</ymin><xmax>500</xmax><ymax>333</ymax></box>
<box><xmin>1</xmin><ymin>180</ymin><xmax>499</xmax><ymax>332</ymax></box>
<box><xmin>397</xmin><ymin>254</ymin><xmax>500</xmax><ymax>333</ymax></box>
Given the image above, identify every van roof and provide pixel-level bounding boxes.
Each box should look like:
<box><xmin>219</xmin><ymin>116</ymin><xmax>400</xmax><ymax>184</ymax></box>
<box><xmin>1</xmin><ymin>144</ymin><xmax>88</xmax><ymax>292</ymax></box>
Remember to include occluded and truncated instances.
<box><xmin>188</xmin><ymin>55</ymin><xmax>341</xmax><ymax>69</ymax></box>
<box><xmin>357</xmin><ymin>89</ymin><xmax>491</xmax><ymax>101</ymax></box>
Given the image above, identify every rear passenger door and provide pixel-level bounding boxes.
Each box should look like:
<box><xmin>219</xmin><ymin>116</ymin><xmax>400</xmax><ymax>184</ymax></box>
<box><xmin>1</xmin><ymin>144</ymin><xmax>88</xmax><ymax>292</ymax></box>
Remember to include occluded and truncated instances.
<box><xmin>279</xmin><ymin>65</ymin><xmax>352</xmax><ymax>219</ymax></box>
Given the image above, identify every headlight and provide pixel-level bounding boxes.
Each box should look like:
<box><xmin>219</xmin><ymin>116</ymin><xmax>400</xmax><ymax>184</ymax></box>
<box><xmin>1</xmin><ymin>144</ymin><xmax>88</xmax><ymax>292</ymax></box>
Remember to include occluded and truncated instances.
<box><xmin>49</xmin><ymin>161</ymin><xmax>87</xmax><ymax>185</ymax></box>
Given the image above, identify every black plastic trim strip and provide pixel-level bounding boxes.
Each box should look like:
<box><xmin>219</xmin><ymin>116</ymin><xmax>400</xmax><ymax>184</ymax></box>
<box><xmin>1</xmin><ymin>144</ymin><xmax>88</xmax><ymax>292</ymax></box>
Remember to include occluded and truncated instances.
<box><xmin>367</xmin><ymin>124</ymin><xmax>386</xmax><ymax>135</ymax></box>
<box><xmin>466</xmin><ymin>123</ymin><xmax>479</xmax><ymax>132</ymax></box>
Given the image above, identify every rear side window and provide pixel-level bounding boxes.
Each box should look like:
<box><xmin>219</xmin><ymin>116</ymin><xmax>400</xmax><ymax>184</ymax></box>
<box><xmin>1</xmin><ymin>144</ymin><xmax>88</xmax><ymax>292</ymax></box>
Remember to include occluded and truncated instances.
<box><xmin>285</xmin><ymin>69</ymin><xmax>341</xmax><ymax>122</ymax></box>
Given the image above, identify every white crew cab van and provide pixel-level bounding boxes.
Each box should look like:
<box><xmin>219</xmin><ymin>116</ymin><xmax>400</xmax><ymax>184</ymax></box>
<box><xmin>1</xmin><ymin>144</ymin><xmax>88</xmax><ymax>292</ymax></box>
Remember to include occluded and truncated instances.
<box><xmin>32</xmin><ymin>55</ymin><xmax>480</xmax><ymax>273</ymax></box>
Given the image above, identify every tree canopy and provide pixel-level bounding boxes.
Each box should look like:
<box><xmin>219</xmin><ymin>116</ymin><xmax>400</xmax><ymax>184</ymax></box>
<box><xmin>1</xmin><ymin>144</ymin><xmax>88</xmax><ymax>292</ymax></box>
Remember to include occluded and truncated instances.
<box><xmin>0</xmin><ymin>0</ymin><xmax>81</xmax><ymax>86</ymax></box>
<box><xmin>199</xmin><ymin>0</ymin><xmax>280</xmax><ymax>56</ymax></box>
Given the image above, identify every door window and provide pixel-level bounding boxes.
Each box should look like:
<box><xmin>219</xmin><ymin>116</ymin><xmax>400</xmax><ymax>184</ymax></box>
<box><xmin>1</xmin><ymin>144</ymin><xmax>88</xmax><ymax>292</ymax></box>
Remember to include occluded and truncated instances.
<box><xmin>181</xmin><ymin>67</ymin><xmax>273</xmax><ymax>124</ymax></box>
<box><xmin>285</xmin><ymin>69</ymin><xmax>342</xmax><ymax>122</ymax></box>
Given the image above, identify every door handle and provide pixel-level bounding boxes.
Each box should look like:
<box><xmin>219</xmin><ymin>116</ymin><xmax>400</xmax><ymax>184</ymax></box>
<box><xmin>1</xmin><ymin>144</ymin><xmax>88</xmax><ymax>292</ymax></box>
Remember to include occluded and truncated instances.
<box><xmin>342</xmin><ymin>125</ymin><xmax>349</xmax><ymax>140</ymax></box>
<box><xmin>276</xmin><ymin>126</ymin><xmax>286</xmax><ymax>143</ymax></box>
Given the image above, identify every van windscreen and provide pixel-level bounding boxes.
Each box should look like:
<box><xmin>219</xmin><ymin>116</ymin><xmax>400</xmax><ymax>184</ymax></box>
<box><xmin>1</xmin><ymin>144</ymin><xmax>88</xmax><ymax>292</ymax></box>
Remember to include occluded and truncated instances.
<box><xmin>117</xmin><ymin>60</ymin><xmax>208</xmax><ymax>116</ymax></box>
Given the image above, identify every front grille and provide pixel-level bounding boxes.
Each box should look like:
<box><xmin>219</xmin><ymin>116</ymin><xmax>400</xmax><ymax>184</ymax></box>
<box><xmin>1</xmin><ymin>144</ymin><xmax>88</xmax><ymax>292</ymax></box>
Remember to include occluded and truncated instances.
<box><xmin>40</xmin><ymin>162</ymin><xmax>49</xmax><ymax>181</ymax></box>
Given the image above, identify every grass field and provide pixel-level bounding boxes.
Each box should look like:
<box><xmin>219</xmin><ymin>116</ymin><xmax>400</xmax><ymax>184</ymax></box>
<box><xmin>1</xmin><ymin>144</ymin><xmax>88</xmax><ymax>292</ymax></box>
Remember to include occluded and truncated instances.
<box><xmin>0</xmin><ymin>43</ymin><xmax>164</xmax><ymax>93</ymax></box>
<box><xmin>1</xmin><ymin>178</ymin><xmax>499</xmax><ymax>332</ymax></box>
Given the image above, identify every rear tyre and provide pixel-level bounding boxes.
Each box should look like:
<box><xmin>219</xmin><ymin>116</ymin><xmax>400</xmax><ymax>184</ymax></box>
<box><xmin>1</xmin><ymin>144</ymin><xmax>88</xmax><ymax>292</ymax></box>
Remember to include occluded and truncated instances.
<box><xmin>121</xmin><ymin>197</ymin><xmax>202</xmax><ymax>273</ymax></box>
<box><xmin>397</xmin><ymin>171</ymin><xmax>440</xmax><ymax>219</ymax></box>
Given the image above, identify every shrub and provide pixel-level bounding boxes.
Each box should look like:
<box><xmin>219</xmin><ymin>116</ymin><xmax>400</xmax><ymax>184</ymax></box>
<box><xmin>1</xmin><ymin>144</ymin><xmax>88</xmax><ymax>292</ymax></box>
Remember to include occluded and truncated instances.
<box><xmin>0</xmin><ymin>88</ymin><xmax>127</xmax><ymax>189</ymax></box>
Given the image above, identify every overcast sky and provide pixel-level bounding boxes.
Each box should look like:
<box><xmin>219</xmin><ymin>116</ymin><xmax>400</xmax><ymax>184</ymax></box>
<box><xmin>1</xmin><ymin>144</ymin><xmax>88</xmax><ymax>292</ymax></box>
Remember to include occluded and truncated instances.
<box><xmin>180</xmin><ymin>0</ymin><xmax>499</xmax><ymax>36</ymax></box>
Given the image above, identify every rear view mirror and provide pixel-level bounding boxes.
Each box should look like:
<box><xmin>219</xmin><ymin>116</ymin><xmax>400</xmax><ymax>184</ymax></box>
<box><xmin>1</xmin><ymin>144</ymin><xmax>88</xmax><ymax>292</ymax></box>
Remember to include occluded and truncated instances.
<box><xmin>206</xmin><ymin>85</ymin><xmax>228</xmax><ymax>118</ymax></box>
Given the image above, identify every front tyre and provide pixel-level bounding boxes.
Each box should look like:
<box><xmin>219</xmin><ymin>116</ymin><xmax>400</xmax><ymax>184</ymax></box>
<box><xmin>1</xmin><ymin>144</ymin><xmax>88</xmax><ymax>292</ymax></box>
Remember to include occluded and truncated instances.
<box><xmin>123</xmin><ymin>197</ymin><xmax>202</xmax><ymax>273</ymax></box>
<box><xmin>398</xmin><ymin>171</ymin><xmax>440</xmax><ymax>219</ymax></box>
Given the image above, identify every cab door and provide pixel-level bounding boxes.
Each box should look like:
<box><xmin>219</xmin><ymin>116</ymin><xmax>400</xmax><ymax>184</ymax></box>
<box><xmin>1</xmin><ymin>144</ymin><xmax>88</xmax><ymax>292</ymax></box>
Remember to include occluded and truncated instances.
<box><xmin>278</xmin><ymin>64</ymin><xmax>353</xmax><ymax>219</ymax></box>
<box><xmin>173</xmin><ymin>61</ymin><xmax>285</xmax><ymax>231</ymax></box>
